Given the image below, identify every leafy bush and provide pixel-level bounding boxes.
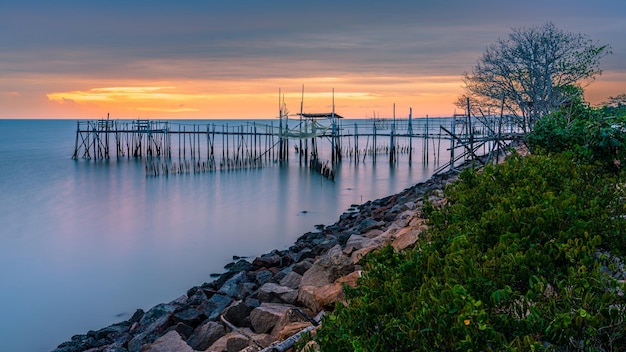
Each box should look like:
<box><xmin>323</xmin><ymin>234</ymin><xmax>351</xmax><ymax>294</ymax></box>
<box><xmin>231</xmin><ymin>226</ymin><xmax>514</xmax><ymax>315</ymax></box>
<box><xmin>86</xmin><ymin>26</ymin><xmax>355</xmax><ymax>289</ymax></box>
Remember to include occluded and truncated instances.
<box><xmin>314</xmin><ymin>153</ymin><xmax>626</xmax><ymax>351</ymax></box>
<box><xmin>526</xmin><ymin>91</ymin><xmax>626</xmax><ymax>171</ymax></box>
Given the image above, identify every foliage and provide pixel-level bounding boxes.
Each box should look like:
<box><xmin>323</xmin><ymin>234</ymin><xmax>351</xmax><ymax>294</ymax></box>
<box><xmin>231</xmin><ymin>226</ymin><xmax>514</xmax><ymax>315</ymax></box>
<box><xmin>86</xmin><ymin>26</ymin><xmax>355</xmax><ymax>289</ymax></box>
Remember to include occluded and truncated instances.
<box><xmin>526</xmin><ymin>89</ymin><xmax>626</xmax><ymax>172</ymax></box>
<box><xmin>313</xmin><ymin>153</ymin><xmax>626</xmax><ymax>351</ymax></box>
<box><xmin>600</xmin><ymin>93</ymin><xmax>626</xmax><ymax>118</ymax></box>
<box><xmin>460</xmin><ymin>22</ymin><xmax>611</xmax><ymax>132</ymax></box>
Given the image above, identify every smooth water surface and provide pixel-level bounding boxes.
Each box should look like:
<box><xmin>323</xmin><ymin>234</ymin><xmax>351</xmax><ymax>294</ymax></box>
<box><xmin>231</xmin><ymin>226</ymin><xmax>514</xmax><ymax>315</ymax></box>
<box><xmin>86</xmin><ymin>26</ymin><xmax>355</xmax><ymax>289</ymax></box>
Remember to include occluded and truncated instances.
<box><xmin>0</xmin><ymin>119</ymin><xmax>450</xmax><ymax>351</ymax></box>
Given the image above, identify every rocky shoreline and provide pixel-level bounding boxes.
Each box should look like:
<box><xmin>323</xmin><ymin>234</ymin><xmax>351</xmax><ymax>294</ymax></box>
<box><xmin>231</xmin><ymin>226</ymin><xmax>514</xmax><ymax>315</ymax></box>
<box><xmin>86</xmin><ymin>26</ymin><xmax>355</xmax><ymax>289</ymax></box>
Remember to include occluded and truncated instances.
<box><xmin>53</xmin><ymin>163</ymin><xmax>469</xmax><ymax>352</ymax></box>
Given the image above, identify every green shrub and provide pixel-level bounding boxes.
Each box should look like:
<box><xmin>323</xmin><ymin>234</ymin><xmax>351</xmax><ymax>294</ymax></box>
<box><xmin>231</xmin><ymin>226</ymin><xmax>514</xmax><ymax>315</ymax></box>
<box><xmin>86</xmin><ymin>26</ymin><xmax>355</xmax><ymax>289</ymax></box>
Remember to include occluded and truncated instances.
<box><xmin>526</xmin><ymin>92</ymin><xmax>626</xmax><ymax>172</ymax></box>
<box><xmin>314</xmin><ymin>153</ymin><xmax>626</xmax><ymax>351</ymax></box>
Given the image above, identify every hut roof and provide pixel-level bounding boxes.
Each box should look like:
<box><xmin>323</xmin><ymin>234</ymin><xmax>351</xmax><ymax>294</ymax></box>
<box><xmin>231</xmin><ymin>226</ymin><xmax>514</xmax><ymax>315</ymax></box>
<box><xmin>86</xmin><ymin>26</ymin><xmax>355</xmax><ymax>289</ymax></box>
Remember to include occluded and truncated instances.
<box><xmin>299</xmin><ymin>112</ymin><xmax>344</xmax><ymax>119</ymax></box>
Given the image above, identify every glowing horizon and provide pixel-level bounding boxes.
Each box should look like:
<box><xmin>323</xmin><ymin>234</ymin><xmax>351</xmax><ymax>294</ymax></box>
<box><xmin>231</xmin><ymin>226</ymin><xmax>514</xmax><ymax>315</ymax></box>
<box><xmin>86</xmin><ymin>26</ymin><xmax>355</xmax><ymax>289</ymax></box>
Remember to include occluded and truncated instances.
<box><xmin>35</xmin><ymin>70</ymin><xmax>622</xmax><ymax>120</ymax></box>
<box><xmin>1</xmin><ymin>1</ymin><xmax>624</xmax><ymax>120</ymax></box>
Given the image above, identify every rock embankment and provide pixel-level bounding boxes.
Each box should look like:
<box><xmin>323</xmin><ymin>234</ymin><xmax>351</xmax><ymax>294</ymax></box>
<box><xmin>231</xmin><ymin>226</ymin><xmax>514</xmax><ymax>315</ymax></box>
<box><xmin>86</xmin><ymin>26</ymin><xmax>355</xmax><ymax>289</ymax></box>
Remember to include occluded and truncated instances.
<box><xmin>53</xmin><ymin>167</ymin><xmax>463</xmax><ymax>352</ymax></box>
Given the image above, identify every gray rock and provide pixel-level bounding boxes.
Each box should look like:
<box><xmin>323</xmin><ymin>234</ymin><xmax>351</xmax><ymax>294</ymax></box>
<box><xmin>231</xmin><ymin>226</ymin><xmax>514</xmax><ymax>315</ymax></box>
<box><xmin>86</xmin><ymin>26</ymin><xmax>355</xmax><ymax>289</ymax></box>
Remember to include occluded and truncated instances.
<box><xmin>186</xmin><ymin>321</ymin><xmax>226</xmax><ymax>351</ymax></box>
<box><xmin>222</xmin><ymin>300</ymin><xmax>253</xmax><ymax>327</ymax></box>
<box><xmin>254</xmin><ymin>269</ymin><xmax>275</xmax><ymax>285</ymax></box>
<box><xmin>199</xmin><ymin>293</ymin><xmax>233</xmax><ymax>321</ymax></box>
<box><xmin>258</xmin><ymin>283</ymin><xmax>298</xmax><ymax>304</ymax></box>
<box><xmin>249</xmin><ymin>303</ymin><xmax>294</xmax><ymax>334</ymax></box>
<box><xmin>357</xmin><ymin>218</ymin><xmax>381</xmax><ymax>233</ymax></box>
<box><xmin>344</xmin><ymin>234</ymin><xmax>366</xmax><ymax>252</ymax></box>
<box><xmin>127</xmin><ymin>302</ymin><xmax>180</xmax><ymax>352</ymax></box>
<box><xmin>218</xmin><ymin>271</ymin><xmax>246</xmax><ymax>298</ymax></box>
<box><xmin>279</xmin><ymin>271</ymin><xmax>303</xmax><ymax>289</ymax></box>
<box><xmin>224</xmin><ymin>259</ymin><xmax>253</xmax><ymax>272</ymax></box>
<box><xmin>252</xmin><ymin>253</ymin><xmax>281</xmax><ymax>268</ymax></box>
<box><xmin>300</xmin><ymin>250</ymin><xmax>354</xmax><ymax>288</ymax></box>
<box><xmin>171</xmin><ymin>307</ymin><xmax>204</xmax><ymax>327</ymax></box>
<box><xmin>172</xmin><ymin>322</ymin><xmax>194</xmax><ymax>339</ymax></box>
<box><xmin>292</xmin><ymin>259</ymin><xmax>314</xmax><ymax>275</ymax></box>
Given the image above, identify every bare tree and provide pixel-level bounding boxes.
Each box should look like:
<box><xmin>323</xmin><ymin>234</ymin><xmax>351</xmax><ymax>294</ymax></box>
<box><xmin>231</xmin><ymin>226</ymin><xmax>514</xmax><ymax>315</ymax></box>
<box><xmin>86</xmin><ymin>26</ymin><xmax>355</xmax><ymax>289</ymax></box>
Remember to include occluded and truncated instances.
<box><xmin>460</xmin><ymin>22</ymin><xmax>611</xmax><ymax>132</ymax></box>
<box><xmin>602</xmin><ymin>93</ymin><xmax>626</xmax><ymax>108</ymax></box>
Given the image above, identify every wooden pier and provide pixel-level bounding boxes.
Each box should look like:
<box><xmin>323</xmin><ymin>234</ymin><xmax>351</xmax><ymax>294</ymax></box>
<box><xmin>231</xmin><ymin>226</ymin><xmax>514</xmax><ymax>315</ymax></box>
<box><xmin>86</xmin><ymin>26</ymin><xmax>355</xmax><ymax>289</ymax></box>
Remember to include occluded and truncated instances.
<box><xmin>72</xmin><ymin>111</ymin><xmax>523</xmax><ymax>178</ymax></box>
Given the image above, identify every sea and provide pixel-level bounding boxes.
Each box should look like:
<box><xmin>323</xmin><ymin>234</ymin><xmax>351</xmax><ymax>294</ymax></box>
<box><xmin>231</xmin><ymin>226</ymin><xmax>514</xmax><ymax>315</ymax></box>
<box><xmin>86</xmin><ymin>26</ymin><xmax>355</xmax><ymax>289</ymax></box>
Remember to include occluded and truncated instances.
<box><xmin>0</xmin><ymin>118</ymin><xmax>454</xmax><ymax>351</ymax></box>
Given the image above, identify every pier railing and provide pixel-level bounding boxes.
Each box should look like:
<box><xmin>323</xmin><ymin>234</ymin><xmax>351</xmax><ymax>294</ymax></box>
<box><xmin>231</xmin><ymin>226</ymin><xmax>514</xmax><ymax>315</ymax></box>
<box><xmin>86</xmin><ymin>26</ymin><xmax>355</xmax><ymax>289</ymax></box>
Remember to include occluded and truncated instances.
<box><xmin>72</xmin><ymin>115</ymin><xmax>523</xmax><ymax>178</ymax></box>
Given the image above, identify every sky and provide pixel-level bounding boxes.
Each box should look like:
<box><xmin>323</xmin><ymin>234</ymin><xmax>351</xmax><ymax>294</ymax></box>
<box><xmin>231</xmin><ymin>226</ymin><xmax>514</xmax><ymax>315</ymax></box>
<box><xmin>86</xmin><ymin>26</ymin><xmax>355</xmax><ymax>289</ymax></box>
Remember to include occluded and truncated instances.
<box><xmin>1</xmin><ymin>1</ymin><xmax>625</xmax><ymax>119</ymax></box>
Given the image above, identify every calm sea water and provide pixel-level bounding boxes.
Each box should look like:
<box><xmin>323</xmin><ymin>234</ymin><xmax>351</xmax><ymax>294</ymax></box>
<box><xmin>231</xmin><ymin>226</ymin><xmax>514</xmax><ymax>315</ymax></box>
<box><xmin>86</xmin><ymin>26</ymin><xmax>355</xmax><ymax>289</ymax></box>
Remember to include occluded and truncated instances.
<box><xmin>0</xmin><ymin>119</ymin><xmax>451</xmax><ymax>351</ymax></box>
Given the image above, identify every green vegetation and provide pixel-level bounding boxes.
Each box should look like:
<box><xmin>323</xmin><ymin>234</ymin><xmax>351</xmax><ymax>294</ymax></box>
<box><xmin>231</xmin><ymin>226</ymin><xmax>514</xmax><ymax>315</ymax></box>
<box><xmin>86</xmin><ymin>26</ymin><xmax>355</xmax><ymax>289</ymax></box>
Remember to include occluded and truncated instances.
<box><xmin>307</xmin><ymin>94</ymin><xmax>626</xmax><ymax>351</ymax></box>
<box><xmin>527</xmin><ymin>87</ymin><xmax>626</xmax><ymax>172</ymax></box>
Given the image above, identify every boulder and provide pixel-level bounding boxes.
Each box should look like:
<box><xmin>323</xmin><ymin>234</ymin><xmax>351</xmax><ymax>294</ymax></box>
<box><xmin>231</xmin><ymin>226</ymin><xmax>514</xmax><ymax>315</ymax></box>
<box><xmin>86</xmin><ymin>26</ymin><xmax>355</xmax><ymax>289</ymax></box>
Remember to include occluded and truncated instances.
<box><xmin>297</xmin><ymin>286</ymin><xmax>322</xmax><ymax>314</ymax></box>
<box><xmin>253</xmin><ymin>269</ymin><xmax>275</xmax><ymax>285</ymax></box>
<box><xmin>249</xmin><ymin>303</ymin><xmax>294</xmax><ymax>334</ymax></box>
<box><xmin>312</xmin><ymin>283</ymin><xmax>343</xmax><ymax>309</ymax></box>
<box><xmin>275</xmin><ymin>322</ymin><xmax>312</xmax><ymax>341</ymax></box>
<box><xmin>292</xmin><ymin>259</ymin><xmax>314</xmax><ymax>276</ymax></box>
<box><xmin>217</xmin><ymin>271</ymin><xmax>246</xmax><ymax>298</ymax></box>
<box><xmin>350</xmin><ymin>233</ymin><xmax>392</xmax><ymax>264</ymax></box>
<box><xmin>172</xmin><ymin>322</ymin><xmax>194</xmax><ymax>340</ymax></box>
<box><xmin>312</xmin><ymin>271</ymin><xmax>361</xmax><ymax>309</ymax></box>
<box><xmin>224</xmin><ymin>259</ymin><xmax>253</xmax><ymax>273</ymax></box>
<box><xmin>343</xmin><ymin>234</ymin><xmax>366</xmax><ymax>254</ymax></box>
<box><xmin>204</xmin><ymin>334</ymin><xmax>228</xmax><ymax>352</ymax></box>
<box><xmin>269</xmin><ymin>306</ymin><xmax>312</xmax><ymax>339</ymax></box>
<box><xmin>392</xmin><ymin>228</ymin><xmax>420</xmax><ymax>251</ymax></box>
<box><xmin>357</xmin><ymin>218</ymin><xmax>385</xmax><ymax>233</ymax></box>
<box><xmin>402</xmin><ymin>201</ymin><xmax>416</xmax><ymax>211</ymax></box>
<box><xmin>362</xmin><ymin>228</ymin><xmax>384</xmax><ymax>239</ymax></box>
<box><xmin>186</xmin><ymin>321</ymin><xmax>225</xmax><ymax>351</ymax></box>
<box><xmin>171</xmin><ymin>307</ymin><xmax>205</xmax><ymax>327</ymax></box>
<box><xmin>225</xmin><ymin>333</ymin><xmax>250</xmax><ymax>352</ymax></box>
<box><xmin>300</xmin><ymin>246</ymin><xmax>354</xmax><ymax>289</ymax></box>
<box><xmin>200</xmin><ymin>294</ymin><xmax>233</xmax><ymax>321</ymax></box>
<box><xmin>279</xmin><ymin>271</ymin><xmax>302</xmax><ymax>289</ymax></box>
<box><xmin>127</xmin><ymin>302</ymin><xmax>181</xmax><ymax>352</ymax></box>
<box><xmin>258</xmin><ymin>283</ymin><xmax>298</xmax><ymax>304</ymax></box>
<box><xmin>139</xmin><ymin>331</ymin><xmax>194</xmax><ymax>352</ymax></box>
<box><xmin>336</xmin><ymin>271</ymin><xmax>361</xmax><ymax>288</ymax></box>
<box><xmin>252</xmin><ymin>253</ymin><xmax>281</xmax><ymax>268</ymax></box>
<box><xmin>222</xmin><ymin>300</ymin><xmax>253</xmax><ymax>328</ymax></box>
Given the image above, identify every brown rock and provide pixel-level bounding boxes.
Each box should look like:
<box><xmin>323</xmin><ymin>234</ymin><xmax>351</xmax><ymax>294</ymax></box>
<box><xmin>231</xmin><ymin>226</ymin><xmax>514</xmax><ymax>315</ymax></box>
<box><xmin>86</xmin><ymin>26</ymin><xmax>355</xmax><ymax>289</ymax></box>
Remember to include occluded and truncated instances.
<box><xmin>313</xmin><ymin>283</ymin><xmax>343</xmax><ymax>309</ymax></box>
<box><xmin>297</xmin><ymin>286</ymin><xmax>322</xmax><ymax>313</ymax></box>
<box><xmin>139</xmin><ymin>331</ymin><xmax>194</xmax><ymax>352</ymax></box>
<box><xmin>205</xmin><ymin>334</ymin><xmax>228</xmax><ymax>352</ymax></box>
<box><xmin>252</xmin><ymin>253</ymin><xmax>281</xmax><ymax>268</ymax></box>
<box><xmin>275</xmin><ymin>322</ymin><xmax>312</xmax><ymax>341</ymax></box>
<box><xmin>409</xmin><ymin>216</ymin><xmax>428</xmax><ymax>228</ymax></box>
<box><xmin>225</xmin><ymin>333</ymin><xmax>249</xmax><ymax>352</ymax></box>
<box><xmin>336</xmin><ymin>271</ymin><xmax>361</xmax><ymax>288</ymax></box>
<box><xmin>312</xmin><ymin>271</ymin><xmax>361</xmax><ymax>309</ymax></box>
<box><xmin>392</xmin><ymin>228</ymin><xmax>420</xmax><ymax>251</ymax></box>
<box><xmin>270</xmin><ymin>307</ymin><xmax>312</xmax><ymax>338</ymax></box>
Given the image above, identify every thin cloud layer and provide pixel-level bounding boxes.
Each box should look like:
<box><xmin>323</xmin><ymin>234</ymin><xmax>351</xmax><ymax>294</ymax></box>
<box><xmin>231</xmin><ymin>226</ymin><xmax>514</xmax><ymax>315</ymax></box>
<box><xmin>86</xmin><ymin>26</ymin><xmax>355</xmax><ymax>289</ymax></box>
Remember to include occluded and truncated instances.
<box><xmin>1</xmin><ymin>1</ymin><xmax>625</xmax><ymax>118</ymax></box>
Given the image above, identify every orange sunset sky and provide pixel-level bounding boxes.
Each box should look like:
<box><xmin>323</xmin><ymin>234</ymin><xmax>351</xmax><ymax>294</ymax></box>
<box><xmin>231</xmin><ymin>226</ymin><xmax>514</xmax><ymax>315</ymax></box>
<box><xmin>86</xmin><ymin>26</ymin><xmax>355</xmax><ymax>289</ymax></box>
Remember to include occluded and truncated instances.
<box><xmin>1</xmin><ymin>1</ymin><xmax>625</xmax><ymax>120</ymax></box>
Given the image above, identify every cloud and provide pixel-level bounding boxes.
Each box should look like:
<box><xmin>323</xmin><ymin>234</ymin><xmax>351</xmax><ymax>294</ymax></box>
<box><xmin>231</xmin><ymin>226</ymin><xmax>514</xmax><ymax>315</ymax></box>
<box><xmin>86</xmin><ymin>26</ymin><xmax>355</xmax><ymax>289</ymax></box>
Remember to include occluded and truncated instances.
<box><xmin>2</xmin><ymin>1</ymin><xmax>625</xmax><ymax>118</ymax></box>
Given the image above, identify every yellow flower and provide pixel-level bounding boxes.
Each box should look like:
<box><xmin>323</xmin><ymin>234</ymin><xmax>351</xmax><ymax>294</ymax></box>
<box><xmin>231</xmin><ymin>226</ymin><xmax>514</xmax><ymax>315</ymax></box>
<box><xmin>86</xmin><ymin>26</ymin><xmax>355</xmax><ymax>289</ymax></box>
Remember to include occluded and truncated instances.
<box><xmin>464</xmin><ymin>319</ymin><xmax>471</xmax><ymax>326</ymax></box>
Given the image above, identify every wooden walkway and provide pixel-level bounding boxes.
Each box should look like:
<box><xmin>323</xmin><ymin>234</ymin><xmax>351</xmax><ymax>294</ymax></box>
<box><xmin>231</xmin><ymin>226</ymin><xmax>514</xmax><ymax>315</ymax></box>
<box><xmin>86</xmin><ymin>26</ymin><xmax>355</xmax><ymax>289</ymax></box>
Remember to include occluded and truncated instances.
<box><xmin>71</xmin><ymin>113</ymin><xmax>523</xmax><ymax>178</ymax></box>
